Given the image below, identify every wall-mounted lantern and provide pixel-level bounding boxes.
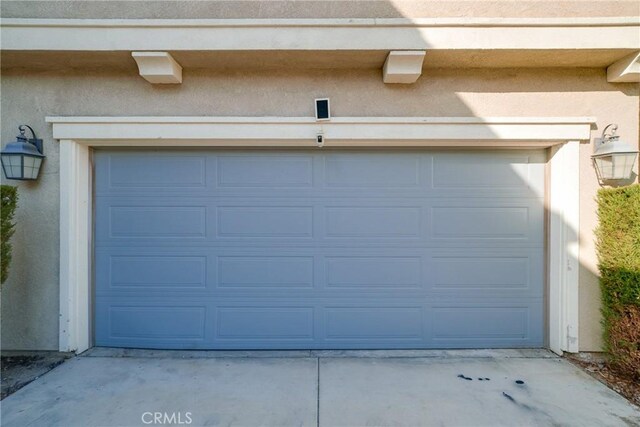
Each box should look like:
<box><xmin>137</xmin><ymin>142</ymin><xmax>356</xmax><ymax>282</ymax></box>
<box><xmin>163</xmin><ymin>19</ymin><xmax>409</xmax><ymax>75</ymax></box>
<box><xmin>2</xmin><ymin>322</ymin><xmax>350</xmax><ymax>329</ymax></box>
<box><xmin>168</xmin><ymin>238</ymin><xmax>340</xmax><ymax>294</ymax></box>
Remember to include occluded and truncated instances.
<box><xmin>592</xmin><ymin>124</ymin><xmax>638</xmax><ymax>183</ymax></box>
<box><xmin>1</xmin><ymin>125</ymin><xmax>45</xmax><ymax>181</ymax></box>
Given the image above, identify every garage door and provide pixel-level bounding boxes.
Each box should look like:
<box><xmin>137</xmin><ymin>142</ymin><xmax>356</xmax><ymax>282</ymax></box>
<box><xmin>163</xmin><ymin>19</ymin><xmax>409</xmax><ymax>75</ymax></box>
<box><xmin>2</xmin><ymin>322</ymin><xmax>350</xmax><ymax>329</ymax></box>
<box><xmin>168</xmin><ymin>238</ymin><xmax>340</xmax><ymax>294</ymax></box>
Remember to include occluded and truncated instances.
<box><xmin>94</xmin><ymin>149</ymin><xmax>545</xmax><ymax>349</ymax></box>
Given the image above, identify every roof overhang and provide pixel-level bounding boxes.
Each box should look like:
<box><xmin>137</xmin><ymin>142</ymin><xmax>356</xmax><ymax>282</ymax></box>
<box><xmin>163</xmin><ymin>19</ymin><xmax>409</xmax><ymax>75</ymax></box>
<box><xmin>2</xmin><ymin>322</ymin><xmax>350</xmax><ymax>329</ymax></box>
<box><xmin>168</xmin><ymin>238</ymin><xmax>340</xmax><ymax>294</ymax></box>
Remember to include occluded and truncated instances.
<box><xmin>2</xmin><ymin>17</ymin><xmax>639</xmax><ymax>71</ymax></box>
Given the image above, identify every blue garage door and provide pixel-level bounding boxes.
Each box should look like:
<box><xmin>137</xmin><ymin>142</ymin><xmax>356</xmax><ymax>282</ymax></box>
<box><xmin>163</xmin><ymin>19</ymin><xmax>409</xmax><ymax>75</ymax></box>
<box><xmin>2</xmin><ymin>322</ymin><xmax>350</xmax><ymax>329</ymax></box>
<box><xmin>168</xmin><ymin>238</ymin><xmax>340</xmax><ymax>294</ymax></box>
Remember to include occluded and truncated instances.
<box><xmin>94</xmin><ymin>149</ymin><xmax>545</xmax><ymax>349</ymax></box>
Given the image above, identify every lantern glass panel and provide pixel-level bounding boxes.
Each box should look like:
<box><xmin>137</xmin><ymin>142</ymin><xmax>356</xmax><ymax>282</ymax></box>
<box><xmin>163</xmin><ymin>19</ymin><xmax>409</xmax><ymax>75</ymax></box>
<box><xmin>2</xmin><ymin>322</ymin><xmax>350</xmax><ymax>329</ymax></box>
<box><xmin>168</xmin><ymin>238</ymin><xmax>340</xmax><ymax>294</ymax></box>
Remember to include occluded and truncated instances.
<box><xmin>32</xmin><ymin>157</ymin><xmax>43</xmax><ymax>179</ymax></box>
<box><xmin>612</xmin><ymin>153</ymin><xmax>636</xmax><ymax>180</ymax></box>
<box><xmin>23</xmin><ymin>156</ymin><xmax>42</xmax><ymax>180</ymax></box>
<box><xmin>594</xmin><ymin>155</ymin><xmax>612</xmax><ymax>180</ymax></box>
<box><xmin>1</xmin><ymin>154</ymin><xmax>23</xmax><ymax>179</ymax></box>
<box><xmin>594</xmin><ymin>153</ymin><xmax>637</xmax><ymax>181</ymax></box>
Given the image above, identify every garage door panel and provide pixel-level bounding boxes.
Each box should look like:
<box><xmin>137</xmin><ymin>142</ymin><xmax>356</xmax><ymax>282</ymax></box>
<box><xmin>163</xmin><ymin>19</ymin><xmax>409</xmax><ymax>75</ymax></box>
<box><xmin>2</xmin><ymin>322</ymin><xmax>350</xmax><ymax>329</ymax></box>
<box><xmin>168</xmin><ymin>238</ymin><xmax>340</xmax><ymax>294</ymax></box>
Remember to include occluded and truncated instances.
<box><xmin>217</xmin><ymin>154</ymin><xmax>314</xmax><ymax>188</ymax></box>
<box><xmin>432</xmin><ymin>257</ymin><xmax>528</xmax><ymax>288</ymax></box>
<box><xmin>95</xmin><ymin>152</ymin><xmax>214</xmax><ymax>195</ymax></box>
<box><xmin>433</xmin><ymin>307</ymin><xmax>529</xmax><ymax>339</ymax></box>
<box><xmin>95</xmin><ymin>248</ymin><xmax>215</xmax><ymax>296</ymax></box>
<box><xmin>94</xmin><ymin>296</ymin><xmax>543</xmax><ymax>349</ymax></box>
<box><xmin>431</xmin><ymin>151</ymin><xmax>545</xmax><ymax>197</ymax></box>
<box><xmin>429</xmin><ymin>199</ymin><xmax>543</xmax><ymax>244</ymax></box>
<box><xmin>95</xmin><ymin>247</ymin><xmax>542</xmax><ymax>298</ymax></box>
<box><xmin>95</xmin><ymin>149</ymin><xmax>545</xmax><ymax>349</ymax></box>
<box><xmin>217</xmin><ymin>206</ymin><xmax>314</xmax><ymax>238</ymax></box>
<box><xmin>108</xmin><ymin>154</ymin><xmax>208</xmax><ymax>189</ymax></box>
<box><xmin>109</xmin><ymin>206</ymin><xmax>207</xmax><ymax>238</ymax></box>
<box><xmin>217</xmin><ymin>256</ymin><xmax>314</xmax><ymax>289</ymax></box>
<box><xmin>430</xmin><ymin>301</ymin><xmax>544</xmax><ymax>347</ymax></box>
<box><xmin>96</xmin><ymin>199</ymin><xmax>542</xmax><ymax>247</ymax></box>
<box><xmin>215</xmin><ymin>306</ymin><xmax>315</xmax><ymax>340</ymax></box>
<box><xmin>95</xmin><ymin>150</ymin><xmax>544</xmax><ymax>199</ymax></box>
<box><xmin>324</xmin><ymin>152</ymin><xmax>422</xmax><ymax>188</ymax></box>
<box><xmin>325</xmin><ymin>206</ymin><xmax>423</xmax><ymax>239</ymax></box>
<box><xmin>211</xmin><ymin>150</ymin><xmax>544</xmax><ymax>195</ymax></box>
<box><xmin>95</xmin><ymin>300</ymin><xmax>210</xmax><ymax>349</ymax></box>
<box><xmin>324</xmin><ymin>306</ymin><xmax>423</xmax><ymax>340</ymax></box>
<box><xmin>108</xmin><ymin>255</ymin><xmax>207</xmax><ymax>289</ymax></box>
<box><xmin>94</xmin><ymin>199</ymin><xmax>213</xmax><ymax>242</ymax></box>
<box><xmin>432</xmin><ymin>206</ymin><xmax>528</xmax><ymax>239</ymax></box>
<box><xmin>325</xmin><ymin>256</ymin><xmax>422</xmax><ymax>290</ymax></box>
<box><xmin>428</xmin><ymin>252</ymin><xmax>543</xmax><ymax>298</ymax></box>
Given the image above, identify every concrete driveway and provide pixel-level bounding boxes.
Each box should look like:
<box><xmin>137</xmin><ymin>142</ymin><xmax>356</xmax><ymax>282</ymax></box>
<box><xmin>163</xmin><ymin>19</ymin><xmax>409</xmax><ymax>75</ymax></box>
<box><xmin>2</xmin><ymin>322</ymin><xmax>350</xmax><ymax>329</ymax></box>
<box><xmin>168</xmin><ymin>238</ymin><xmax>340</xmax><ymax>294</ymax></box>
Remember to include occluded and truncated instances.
<box><xmin>2</xmin><ymin>349</ymin><xmax>638</xmax><ymax>427</ymax></box>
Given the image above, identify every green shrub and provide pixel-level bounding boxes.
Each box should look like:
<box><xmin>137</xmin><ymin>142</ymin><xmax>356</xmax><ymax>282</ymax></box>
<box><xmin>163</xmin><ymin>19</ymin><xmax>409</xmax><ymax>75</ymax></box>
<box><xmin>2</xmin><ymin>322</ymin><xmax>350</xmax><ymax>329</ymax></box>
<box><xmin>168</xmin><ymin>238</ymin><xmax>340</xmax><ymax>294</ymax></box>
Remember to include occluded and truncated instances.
<box><xmin>595</xmin><ymin>184</ymin><xmax>640</xmax><ymax>379</ymax></box>
<box><xmin>1</xmin><ymin>185</ymin><xmax>18</xmax><ymax>285</ymax></box>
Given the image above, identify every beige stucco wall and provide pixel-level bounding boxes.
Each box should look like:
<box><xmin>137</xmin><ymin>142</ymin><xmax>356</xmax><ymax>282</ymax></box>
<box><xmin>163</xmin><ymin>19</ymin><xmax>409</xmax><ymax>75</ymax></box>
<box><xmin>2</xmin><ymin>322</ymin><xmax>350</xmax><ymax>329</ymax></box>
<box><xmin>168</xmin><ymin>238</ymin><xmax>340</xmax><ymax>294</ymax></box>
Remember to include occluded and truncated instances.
<box><xmin>1</xmin><ymin>67</ymin><xmax>637</xmax><ymax>351</ymax></box>
<box><xmin>1</xmin><ymin>0</ymin><xmax>639</xmax><ymax>19</ymax></box>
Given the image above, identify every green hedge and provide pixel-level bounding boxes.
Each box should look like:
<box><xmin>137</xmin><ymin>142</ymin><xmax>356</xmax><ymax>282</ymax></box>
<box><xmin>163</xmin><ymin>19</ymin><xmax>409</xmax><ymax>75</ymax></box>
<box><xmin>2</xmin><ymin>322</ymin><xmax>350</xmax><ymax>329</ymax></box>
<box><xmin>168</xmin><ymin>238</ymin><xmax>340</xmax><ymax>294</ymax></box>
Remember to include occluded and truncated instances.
<box><xmin>1</xmin><ymin>185</ymin><xmax>18</xmax><ymax>284</ymax></box>
<box><xmin>595</xmin><ymin>184</ymin><xmax>640</xmax><ymax>379</ymax></box>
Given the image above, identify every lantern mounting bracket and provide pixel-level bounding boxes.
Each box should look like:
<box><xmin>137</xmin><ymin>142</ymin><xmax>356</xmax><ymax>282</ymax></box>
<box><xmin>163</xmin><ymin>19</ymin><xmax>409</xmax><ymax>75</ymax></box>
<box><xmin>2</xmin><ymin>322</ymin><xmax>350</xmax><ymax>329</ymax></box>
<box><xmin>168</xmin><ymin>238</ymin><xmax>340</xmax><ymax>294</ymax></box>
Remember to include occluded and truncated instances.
<box><xmin>601</xmin><ymin>123</ymin><xmax>618</xmax><ymax>139</ymax></box>
<box><xmin>594</xmin><ymin>123</ymin><xmax>620</xmax><ymax>151</ymax></box>
<box><xmin>18</xmin><ymin>124</ymin><xmax>44</xmax><ymax>154</ymax></box>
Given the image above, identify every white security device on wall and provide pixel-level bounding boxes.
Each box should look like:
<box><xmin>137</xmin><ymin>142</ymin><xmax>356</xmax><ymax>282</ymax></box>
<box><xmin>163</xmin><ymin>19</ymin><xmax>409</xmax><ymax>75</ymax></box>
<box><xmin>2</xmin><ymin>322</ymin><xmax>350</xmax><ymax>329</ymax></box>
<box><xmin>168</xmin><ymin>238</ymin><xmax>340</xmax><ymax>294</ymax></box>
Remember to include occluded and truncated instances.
<box><xmin>315</xmin><ymin>98</ymin><xmax>330</xmax><ymax>121</ymax></box>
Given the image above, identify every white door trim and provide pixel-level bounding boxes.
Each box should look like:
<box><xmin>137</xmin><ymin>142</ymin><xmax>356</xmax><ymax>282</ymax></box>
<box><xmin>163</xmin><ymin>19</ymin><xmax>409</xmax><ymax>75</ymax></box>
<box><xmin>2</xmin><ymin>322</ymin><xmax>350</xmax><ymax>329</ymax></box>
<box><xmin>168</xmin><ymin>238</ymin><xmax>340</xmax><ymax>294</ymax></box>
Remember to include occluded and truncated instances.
<box><xmin>58</xmin><ymin>140</ymin><xmax>91</xmax><ymax>353</ymax></box>
<box><xmin>548</xmin><ymin>141</ymin><xmax>581</xmax><ymax>354</ymax></box>
<box><xmin>47</xmin><ymin>116</ymin><xmax>591</xmax><ymax>354</ymax></box>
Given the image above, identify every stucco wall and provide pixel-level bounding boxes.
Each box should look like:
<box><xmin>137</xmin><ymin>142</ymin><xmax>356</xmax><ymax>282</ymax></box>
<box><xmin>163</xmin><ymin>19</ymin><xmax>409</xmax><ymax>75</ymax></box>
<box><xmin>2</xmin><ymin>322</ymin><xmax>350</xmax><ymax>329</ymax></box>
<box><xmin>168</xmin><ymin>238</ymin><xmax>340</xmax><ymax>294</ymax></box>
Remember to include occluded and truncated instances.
<box><xmin>1</xmin><ymin>67</ymin><xmax>638</xmax><ymax>350</ymax></box>
<box><xmin>1</xmin><ymin>0</ymin><xmax>638</xmax><ymax>19</ymax></box>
